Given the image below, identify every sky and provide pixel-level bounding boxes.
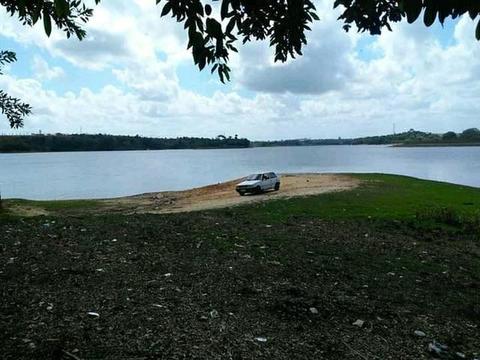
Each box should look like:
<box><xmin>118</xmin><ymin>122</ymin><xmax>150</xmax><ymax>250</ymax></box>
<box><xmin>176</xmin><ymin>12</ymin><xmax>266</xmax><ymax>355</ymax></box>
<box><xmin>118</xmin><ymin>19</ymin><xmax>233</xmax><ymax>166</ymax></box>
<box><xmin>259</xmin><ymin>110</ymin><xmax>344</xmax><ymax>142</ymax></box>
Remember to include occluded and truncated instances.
<box><xmin>0</xmin><ymin>0</ymin><xmax>479</xmax><ymax>141</ymax></box>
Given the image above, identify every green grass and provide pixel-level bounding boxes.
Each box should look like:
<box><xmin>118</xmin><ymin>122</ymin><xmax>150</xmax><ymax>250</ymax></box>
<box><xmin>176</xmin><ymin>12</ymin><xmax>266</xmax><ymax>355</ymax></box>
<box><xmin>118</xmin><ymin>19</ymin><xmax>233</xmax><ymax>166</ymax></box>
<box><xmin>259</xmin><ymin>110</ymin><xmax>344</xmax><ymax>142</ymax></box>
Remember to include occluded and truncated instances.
<box><xmin>3</xmin><ymin>198</ymin><xmax>101</xmax><ymax>213</ymax></box>
<box><xmin>232</xmin><ymin>174</ymin><xmax>480</xmax><ymax>223</ymax></box>
<box><xmin>31</xmin><ymin>199</ymin><xmax>100</xmax><ymax>211</ymax></box>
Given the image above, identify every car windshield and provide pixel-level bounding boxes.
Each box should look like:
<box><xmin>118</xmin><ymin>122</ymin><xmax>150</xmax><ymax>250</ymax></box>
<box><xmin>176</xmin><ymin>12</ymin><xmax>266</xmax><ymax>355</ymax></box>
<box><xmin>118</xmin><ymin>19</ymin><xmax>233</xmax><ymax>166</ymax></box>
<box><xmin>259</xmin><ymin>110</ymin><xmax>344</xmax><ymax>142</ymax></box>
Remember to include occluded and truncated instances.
<box><xmin>246</xmin><ymin>174</ymin><xmax>262</xmax><ymax>181</ymax></box>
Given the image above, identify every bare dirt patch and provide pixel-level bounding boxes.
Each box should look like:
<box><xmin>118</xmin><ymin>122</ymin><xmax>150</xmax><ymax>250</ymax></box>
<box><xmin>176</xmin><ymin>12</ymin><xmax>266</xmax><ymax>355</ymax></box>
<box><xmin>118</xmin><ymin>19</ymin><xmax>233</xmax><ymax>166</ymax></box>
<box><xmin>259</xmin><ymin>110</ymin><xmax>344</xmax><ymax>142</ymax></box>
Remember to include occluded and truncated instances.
<box><xmin>7</xmin><ymin>205</ymin><xmax>49</xmax><ymax>217</ymax></box>
<box><xmin>101</xmin><ymin>173</ymin><xmax>360</xmax><ymax>214</ymax></box>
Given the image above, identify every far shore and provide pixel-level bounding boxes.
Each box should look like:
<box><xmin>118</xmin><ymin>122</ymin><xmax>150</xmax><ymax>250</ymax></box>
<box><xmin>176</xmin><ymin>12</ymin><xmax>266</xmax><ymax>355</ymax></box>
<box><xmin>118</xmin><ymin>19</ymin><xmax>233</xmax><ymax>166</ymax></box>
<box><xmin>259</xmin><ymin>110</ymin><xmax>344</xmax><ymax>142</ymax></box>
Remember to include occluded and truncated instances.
<box><xmin>392</xmin><ymin>142</ymin><xmax>480</xmax><ymax>147</ymax></box>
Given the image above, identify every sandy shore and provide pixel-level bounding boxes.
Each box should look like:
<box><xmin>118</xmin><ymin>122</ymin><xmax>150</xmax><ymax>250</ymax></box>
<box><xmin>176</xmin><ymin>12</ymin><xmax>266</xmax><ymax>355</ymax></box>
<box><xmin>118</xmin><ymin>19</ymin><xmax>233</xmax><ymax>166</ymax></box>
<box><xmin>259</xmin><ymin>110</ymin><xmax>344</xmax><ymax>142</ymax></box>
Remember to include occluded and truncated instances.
<box><xmin>100</xmin><ymin>173</ymin><xmax>360</xmax><ymax>214</ymax></box>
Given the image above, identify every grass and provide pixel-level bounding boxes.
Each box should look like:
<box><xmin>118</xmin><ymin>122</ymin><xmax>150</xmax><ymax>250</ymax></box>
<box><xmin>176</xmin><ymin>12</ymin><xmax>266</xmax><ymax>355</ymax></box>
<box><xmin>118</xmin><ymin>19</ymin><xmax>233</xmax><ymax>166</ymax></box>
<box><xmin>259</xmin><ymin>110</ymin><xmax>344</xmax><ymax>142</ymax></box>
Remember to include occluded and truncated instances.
<box><xmin>1</xmin><ymin>198</ymin><xmax>102</xmax><ymax>217</ymax></box>
<box><xmin>1</xmin><ymin>173</ymin><xmax>480</xmax><ymax>231</ymax></box>
<box><xmin>25</xmin><ymin>199</ymin><xmax>100</xmax><ymax>211</ymax></box>
<box><xmin>232</xmin><ymin>174</ymin><xmax>480</xmax><ymax>224</ymax></box>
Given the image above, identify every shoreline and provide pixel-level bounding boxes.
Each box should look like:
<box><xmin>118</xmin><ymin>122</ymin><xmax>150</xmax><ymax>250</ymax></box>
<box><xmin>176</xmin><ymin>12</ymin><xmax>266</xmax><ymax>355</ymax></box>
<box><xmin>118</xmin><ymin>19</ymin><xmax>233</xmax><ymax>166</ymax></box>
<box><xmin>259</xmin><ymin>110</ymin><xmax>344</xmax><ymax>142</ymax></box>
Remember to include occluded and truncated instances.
<box><xmin>3</xmin><ymin>173</ymin><xmax>361</xmax><ymax>217</ymax></box>
<box><xmin>392</xmin><ymin>142</ymin><xmax>480</xmax><ymax>147</ymax></box>
<box><xmin>2</xmin><ymin>142</ymin><xmax>480</xmax><ymax>154</ymax></box>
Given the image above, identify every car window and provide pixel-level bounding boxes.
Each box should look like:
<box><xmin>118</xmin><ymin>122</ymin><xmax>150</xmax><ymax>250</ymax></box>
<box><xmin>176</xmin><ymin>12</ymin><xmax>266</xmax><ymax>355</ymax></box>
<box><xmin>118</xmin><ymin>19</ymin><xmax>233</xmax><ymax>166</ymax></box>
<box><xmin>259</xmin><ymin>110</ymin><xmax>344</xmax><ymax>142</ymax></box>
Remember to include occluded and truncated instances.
<box><xmin>268</xmin><ymin>172</ymin><xmax>276</xmax><ymax>178</ymax></box>
<box><xmin>246</xmin><ymin>174</ymin><xmax>261</xmax><ymax>181</ymax></box>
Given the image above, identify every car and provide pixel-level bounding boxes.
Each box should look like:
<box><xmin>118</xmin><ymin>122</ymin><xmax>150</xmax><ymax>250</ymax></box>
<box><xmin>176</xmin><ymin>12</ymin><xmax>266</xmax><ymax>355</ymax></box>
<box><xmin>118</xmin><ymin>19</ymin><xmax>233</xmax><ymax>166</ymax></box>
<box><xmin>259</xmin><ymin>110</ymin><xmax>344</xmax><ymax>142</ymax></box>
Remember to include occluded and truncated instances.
<box><xmin>235</xmin><ymin>172</ymin><xmax>280</xmax><ymax>196</ymax></box>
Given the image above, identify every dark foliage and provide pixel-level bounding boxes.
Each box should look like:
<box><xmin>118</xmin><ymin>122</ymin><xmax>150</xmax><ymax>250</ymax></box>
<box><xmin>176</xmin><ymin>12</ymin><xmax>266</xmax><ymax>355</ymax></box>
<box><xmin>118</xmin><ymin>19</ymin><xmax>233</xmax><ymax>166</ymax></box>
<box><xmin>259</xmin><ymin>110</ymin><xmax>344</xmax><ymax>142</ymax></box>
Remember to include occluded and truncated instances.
<box><xmin>253</xmin><ymin>128</ymin><xmax>480</xmax><ymax>147</ymax></box>
<box><xmin>0</xmin><ymin>0</ymin><xmax>99</xmax><ymax>39</ymax></box>
<box><xmin>442</xmin><ymin>131</ymin><xmax>457</xmax><ymax>141</ymax></box>
<box><xmin>0</xmin><ymin>133</ymin><xmax>250</xmax><ymax>153</ymax></box>
<box><xmin>336</xmin><ymin>0</ymin><xmax>480</xmax><ymax>39</ymax></box>
<box><xmin>461</xmin><ymin>127</ymin><xmax>480</xmax><ymax>140</ymax></box>
<box><xmin>0</xmin><ymin>51</ymin><xmax>32</xmax><ymax>129</ymax></box>
<box><xmin>158</xmin><ymin>0</ymin><xmax>318</xmax><ymax>82</ymax></box>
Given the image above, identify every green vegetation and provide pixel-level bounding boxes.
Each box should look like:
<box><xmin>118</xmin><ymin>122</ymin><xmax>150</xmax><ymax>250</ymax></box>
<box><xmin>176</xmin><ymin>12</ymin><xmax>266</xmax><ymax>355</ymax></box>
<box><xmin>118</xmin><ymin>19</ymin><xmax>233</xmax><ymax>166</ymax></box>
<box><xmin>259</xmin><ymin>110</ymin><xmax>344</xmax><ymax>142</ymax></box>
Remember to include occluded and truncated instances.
<box><xmin>3</xmin><ymin>174</ymin><xmax>479</xmax><ymax>234</ymax></box>
<box><xmin>233</xmin><ymin>174</ymin><xmax>480</xmax><ymax>225</ymax></box>
<box><xmin>11</xmin><ymin>199</ymin><xmax>100</xmax><ymax>211</ymax></box>
<box><xmin>2</xmin><ymin>129</ymin><xmax>478</xmax><ymax>153</ymax></box>
<box><xmin>0</xmin><ymin>133</ymin><xmax>250</xmax><ymax>153</ymax></box>
<box><xmin>253</xmin><ymin>128</ymin><xmax>480</xmax><ymax>147</ymax></box>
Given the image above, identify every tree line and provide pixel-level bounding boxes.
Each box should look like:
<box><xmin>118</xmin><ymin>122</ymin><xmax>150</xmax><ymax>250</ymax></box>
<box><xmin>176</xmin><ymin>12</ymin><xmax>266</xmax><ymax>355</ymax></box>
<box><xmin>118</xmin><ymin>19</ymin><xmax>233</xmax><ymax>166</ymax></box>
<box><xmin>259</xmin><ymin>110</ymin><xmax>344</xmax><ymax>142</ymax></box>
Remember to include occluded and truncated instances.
<box><xmin>253</xmin><ymin>128</ymin><xmax>480</xmax><ymax>147</ymax></box>
<box><xmin>0</xmin><ymin>134</ymin><xmax>250</xmax><ymax>153</ymax></box>
<box><xmin>1</xmin><ymin>128</ymin><xmax>478</xmax><ymax>153</ymax></box>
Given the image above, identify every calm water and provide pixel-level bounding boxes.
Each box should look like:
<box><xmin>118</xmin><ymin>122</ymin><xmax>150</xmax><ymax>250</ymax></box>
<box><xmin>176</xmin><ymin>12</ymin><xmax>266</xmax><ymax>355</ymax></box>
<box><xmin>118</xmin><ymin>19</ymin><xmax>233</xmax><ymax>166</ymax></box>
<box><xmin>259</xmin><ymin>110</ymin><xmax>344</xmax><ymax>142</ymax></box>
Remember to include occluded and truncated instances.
<box><xmin>0</xmin><ymin>145</ymin><xmax>479</xmax><ymax>200</ymax></box>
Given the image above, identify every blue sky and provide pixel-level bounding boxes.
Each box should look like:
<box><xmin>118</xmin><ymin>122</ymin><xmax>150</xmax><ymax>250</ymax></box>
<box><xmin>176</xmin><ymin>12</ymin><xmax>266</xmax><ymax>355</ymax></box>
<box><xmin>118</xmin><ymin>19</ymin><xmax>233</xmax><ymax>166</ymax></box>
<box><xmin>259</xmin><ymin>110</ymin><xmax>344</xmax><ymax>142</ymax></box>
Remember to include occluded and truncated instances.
<box><xmin>0</xmin><ymin>1</ymin><xmax>479</xmax><ymax>140</ymax></box>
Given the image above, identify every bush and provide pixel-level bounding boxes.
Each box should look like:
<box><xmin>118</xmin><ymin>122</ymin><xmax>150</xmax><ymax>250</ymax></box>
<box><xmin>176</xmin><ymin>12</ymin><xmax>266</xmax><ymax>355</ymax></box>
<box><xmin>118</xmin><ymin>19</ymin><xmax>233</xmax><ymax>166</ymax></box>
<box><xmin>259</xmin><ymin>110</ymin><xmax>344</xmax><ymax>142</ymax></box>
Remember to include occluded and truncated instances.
<box><xmin>442</xmin><ymin>131</ymin><xmax>457</xmax><ymax>141</ymax></box>
<box><xmin>460</xmin><ymin>128</ymin><xmax>480</xmax><ymax>141</ymax></box>
<box><xmin>415</xmin><ymin>207</ymin><xmax>480</xmax><ymax>233</ymax></box>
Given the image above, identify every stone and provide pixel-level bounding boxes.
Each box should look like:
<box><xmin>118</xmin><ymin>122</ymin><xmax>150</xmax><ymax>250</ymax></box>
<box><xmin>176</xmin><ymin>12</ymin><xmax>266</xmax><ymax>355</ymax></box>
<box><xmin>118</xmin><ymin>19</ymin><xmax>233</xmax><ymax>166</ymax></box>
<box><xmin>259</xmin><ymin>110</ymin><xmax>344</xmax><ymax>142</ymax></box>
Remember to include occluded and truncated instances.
<box><xmin>209</xmin><ymin>309</ymin><xmax>219</xmax><ymax>319</ymax></box>
<box><xmin>352</xmin><ymin>319</ymin><xmax>365</xmax><ymax>328</ymax></box>
<box><xmin>414</xmin><ymin>330</ymin><xmax>426</xmax><ymax>337</ymax></box>
<box><xmin>428</xmin><ymin>341</ymin><xmax>448</xmax><ymax>356</ymax></box>
<box><xmin>254</xmin><ymin>336</ymin><xmax>267</xmax><ymax>343</ymax></box>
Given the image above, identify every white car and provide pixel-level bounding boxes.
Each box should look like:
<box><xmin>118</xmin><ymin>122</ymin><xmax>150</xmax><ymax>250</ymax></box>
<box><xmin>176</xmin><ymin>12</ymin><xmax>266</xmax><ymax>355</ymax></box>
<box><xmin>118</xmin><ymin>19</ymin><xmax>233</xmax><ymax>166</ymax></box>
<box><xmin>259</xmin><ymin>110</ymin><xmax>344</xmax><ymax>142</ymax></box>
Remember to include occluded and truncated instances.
<box><xmin>236</xmin><ymin>172</ymin><xmax>280</xmax><ymax>196</ymax></box>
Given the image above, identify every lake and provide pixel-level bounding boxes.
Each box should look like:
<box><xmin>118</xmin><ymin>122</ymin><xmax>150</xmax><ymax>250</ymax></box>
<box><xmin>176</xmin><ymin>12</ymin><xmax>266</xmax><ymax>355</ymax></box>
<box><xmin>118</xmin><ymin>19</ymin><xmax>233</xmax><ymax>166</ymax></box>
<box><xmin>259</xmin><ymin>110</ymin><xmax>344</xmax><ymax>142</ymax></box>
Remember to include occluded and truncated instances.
<box><xmin>0</xmin><ymin>145</ymin><xmax>479</xmax><ymax>200</ymax></box>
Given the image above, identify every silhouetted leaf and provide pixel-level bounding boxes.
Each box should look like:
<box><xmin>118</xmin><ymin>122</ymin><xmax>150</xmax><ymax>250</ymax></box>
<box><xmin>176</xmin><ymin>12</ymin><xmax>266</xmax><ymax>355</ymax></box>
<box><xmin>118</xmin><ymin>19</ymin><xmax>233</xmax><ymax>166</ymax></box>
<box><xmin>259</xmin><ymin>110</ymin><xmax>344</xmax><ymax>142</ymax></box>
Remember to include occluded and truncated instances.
<box><xmin>403</xmin><ymin>0</ymin><xmax>422</xmax><ymax>24</ymax></box>
<box><xmin>43</xmin><ymin>10</ymin><xmax>52</xmax><ymax>36</ymax></box>
<box><xmin>205</xmin><ymin>4</ymin><xmax>212</xmax><ymax>16</ymax></box>
<box><xmin>54</xmin><ymin>0</ymin><xmax>69</xmax><ymax>17</ymax></box>
<box><xmin>423</xmin><ymin>5</ymin><xmax>437</xmax><ymax>27</ymax></box>
<box><xmin>161</xmin><ymin>2</ymin><xmax>172</xmax><ymax>17</ymax></box>
<box><xmin>220</xmin><ymin>0</ymin><xmax>230</xmax><ymax>19</ymax></box>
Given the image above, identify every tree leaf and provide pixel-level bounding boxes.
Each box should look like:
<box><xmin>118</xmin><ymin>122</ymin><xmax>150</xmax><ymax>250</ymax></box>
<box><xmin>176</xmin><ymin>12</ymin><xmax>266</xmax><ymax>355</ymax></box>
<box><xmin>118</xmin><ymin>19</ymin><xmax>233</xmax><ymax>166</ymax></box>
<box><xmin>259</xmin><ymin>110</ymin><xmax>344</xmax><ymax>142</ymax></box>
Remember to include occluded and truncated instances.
<box><xmin>423</xmin><ymin>5</ymin><xmax>436</xmax><ymax>27</ymax></box>
<box><xmin>54</xmin><ymin>0</ymin><xmax>69</xmax><ymax>17</ymax></box>
<box><xmin>221</xmin><ymin>0</ymin><xmax>230</xmax><ymax>19</ymax></box>
<box><xmin>161</xmin><ymin>2</ymin><xmax>172</xmax><ymax>17</ymax></box>
<box><xmin>43</xmin><ymin>9</ymin><xmax>52</xmax><ymax>37</ymax></box>
<box><xmin>226</xmin><ymin>17</ymin><xmax>236</xmax><ymax>34</ymax></box>
<box><xmin>205</xmin><ymin>4</ymin><xmax>212</xmax><ymax>16</ymax></box>
<box><xmin>404</xmin><ymin>0</ymin><xmax>422</xmax><ymax>24</ymax></box>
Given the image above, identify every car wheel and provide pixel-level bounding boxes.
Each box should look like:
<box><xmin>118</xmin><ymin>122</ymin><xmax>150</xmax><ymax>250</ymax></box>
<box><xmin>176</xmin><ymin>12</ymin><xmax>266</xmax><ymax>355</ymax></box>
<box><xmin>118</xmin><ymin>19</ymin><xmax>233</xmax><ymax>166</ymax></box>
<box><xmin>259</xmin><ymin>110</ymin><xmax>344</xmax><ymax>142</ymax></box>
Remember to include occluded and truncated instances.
<box><xmin>255</xmin><ymin>186</ymin><xmax>262</xmax><ymax>194</ymax></box>
<box><xmin>274</xmin><ymin>182</ymin><xmax>280</xmax><ymax>191</ymax></box>
<box><xmin>238</xmin><ymin>191</ymin><xmax>245</xmax><ymax>196</ymax></box>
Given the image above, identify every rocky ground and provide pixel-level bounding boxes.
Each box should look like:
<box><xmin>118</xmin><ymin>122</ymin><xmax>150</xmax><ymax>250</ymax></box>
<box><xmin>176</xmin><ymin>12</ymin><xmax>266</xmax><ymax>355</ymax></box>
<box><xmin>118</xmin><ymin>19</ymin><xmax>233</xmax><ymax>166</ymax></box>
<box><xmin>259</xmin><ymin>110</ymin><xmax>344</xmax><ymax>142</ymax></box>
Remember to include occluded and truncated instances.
<box><xmin>1</xmin><ymin>211</ymin><xmax>479</xmax><ymax>359</ymax></box>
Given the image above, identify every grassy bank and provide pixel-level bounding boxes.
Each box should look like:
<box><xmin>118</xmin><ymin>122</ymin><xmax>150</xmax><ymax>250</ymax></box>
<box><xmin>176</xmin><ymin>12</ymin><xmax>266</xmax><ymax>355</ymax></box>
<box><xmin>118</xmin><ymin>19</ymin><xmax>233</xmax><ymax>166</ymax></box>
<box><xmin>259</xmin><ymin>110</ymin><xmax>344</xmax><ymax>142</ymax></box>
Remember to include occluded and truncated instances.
<box><xmin>1</xmin><ymin>174</ymin><xmax>479</xmax><ymax>359</ymax></box>
<box><xmin>232</xmin><ymin>174</ymin><xmax>480</xmax><ymax>224</ymax></box>
<box><xmin>2</xmin><ymin>173</ymin><xmax>480</xmax><ymax>221</ymax></box>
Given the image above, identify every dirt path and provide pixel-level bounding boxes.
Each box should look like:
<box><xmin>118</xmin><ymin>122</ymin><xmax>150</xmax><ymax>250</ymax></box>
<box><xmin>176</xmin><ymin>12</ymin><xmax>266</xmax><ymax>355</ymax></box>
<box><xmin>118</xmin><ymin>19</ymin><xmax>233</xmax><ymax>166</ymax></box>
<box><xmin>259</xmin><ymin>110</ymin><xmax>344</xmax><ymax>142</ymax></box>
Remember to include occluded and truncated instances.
<box><xmin>100</xmin><ymin>173</ymin><xmax>360</xmax><ymax>214</ymax></box>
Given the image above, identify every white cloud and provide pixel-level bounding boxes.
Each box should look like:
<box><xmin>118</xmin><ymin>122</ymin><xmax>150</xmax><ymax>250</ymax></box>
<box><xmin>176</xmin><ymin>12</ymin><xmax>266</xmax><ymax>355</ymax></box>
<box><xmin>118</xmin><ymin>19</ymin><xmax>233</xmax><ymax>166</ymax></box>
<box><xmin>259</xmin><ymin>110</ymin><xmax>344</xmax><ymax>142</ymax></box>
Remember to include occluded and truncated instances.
<box><xmin>1</xmin><ymin>2</ymin><xmax>480</xmax><ymax>139</ymax></box>
<box><xmin>31</xmin><ymin>56</ymin><xmax>65</xmax><ymax>80</ymax></box>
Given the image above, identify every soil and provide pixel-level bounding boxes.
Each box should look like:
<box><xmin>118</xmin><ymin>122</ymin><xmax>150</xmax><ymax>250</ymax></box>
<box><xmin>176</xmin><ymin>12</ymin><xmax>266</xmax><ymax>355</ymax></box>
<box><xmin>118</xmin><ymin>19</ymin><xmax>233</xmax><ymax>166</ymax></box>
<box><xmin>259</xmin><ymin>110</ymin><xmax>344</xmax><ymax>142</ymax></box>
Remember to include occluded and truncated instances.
<box><xmin>1</xmin><ymin>212</ymin><xmax>479</xmax><ymax>359</ymax></box>
<box><xmin>100</xmin><ymin>174</ymin><xmax>360</xmax><ymax>215</ymax></box>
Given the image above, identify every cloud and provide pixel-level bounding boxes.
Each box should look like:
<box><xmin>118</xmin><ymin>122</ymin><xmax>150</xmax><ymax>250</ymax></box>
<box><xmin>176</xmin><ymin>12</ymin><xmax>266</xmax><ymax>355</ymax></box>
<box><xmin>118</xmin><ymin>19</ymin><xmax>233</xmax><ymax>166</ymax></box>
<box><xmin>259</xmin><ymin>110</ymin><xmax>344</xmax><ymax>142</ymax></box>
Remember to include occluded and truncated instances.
<box><xmin>31</xmin><ymin>56</ymin><xmax>65</xmax><ymax>80</ymax></box>
<box><xmin>239</xmin><ymin>31</ymin><xmax>354</xmax><ymax>94</ymax></box>
<box><xmin>113</xmin><ymin>61</ymin><xmax>179</xmax><ymax>102</ymax></box>
<box><xmin>54</xmin><ymin>29</ymin><xmax>131</xmax><ymax>69</ymax></box>
<box><xmin>234</xmin><ymin>1</ymin><xmax>357</xmax><ymax>95</ymax></box>
<box><xmin>1</xmin><ymin>2</ymin><xmax>480</xmax><ymax>140</ymax></box>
